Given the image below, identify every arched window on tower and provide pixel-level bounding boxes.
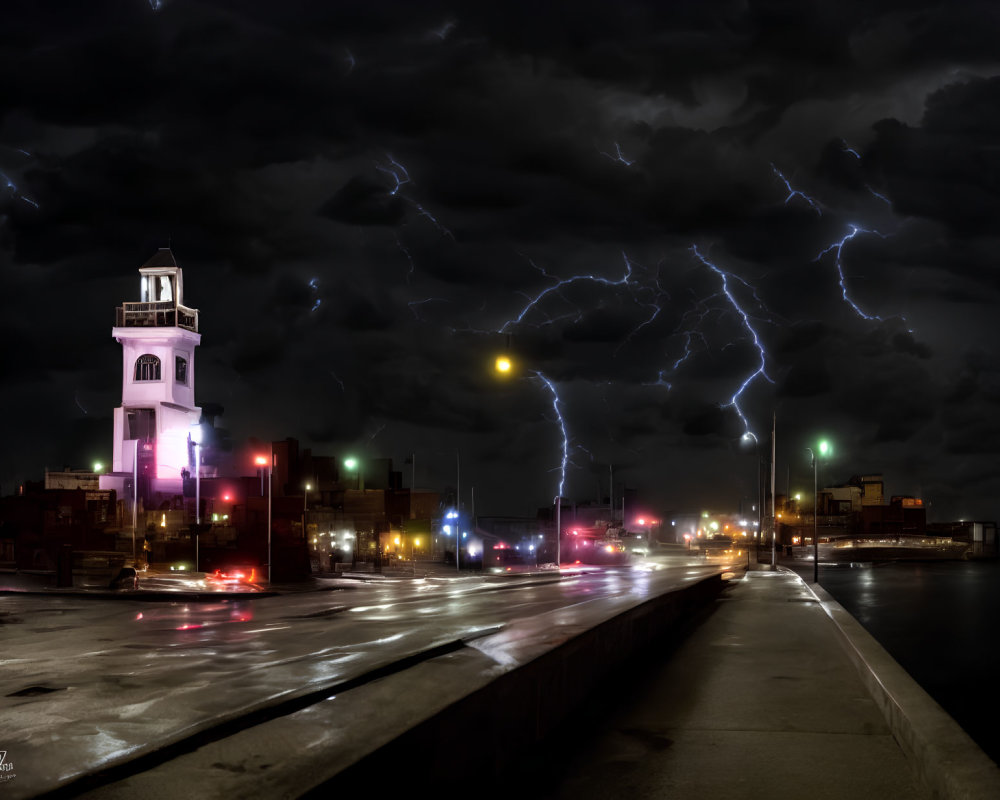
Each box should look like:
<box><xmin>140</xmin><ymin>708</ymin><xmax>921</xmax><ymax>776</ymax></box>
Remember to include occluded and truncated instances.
<box><xmin>135</xmin><ymin>354</ymin><xmax>161</xmax><ymax>382</ymax></box>
<box><xmin>175</xmin><ymin>356</ymin><xmax>187</xmax><ymax>384</ymax></box>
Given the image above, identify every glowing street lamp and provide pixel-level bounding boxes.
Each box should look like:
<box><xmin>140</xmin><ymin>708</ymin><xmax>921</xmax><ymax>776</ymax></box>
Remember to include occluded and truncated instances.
<box><xmin>806</xmin><ymin>439</ymin><xmax>832</xmax><ymax>584</ymax></box>
<box><xmin>494</xmin><ymin>355</ymin><xmax>513</xmax><ymax>375</ymax></box>
<box><xmin>255</xmin><ymin>451</ymin><xmax>272</xmax><ymax>582</ymax></box>
<box><xmin>343</xmin><ymin>457</ymin><xmax>361</xmax><ymax>490</ymax></box>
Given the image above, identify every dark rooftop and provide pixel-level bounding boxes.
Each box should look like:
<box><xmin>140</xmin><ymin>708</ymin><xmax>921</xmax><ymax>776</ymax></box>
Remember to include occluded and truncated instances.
<box><xmin>141</xmin><ymin>248</ymin><xmax>178</xmax><ymax>269</ymax></box>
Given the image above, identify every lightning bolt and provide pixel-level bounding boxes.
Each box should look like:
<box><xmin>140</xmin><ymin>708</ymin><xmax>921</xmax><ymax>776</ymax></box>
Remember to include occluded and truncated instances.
<box><xmin>396</xmin><ymin>236</ymin><xmax>416</xmax><ymax>281</ymax></box>
<box><xmin>671</xmin><ymin>328</ymin><xmax>709</xmax><ymax>372</ymax></box>
<box><xmin>866</xmin><ymin>185</ymin><xmax>892</xmax><ymax>207</ymax></box>
<box><xmin>1</xmin><ymin>170</ymin><xmax>38</xmax><ymax>209</ymax></box>
<box><xmin>375</xmin><ymin>155</ymin><xmax>453</xmax><ymax>238</ymax></box>
<box><xmin>842</xmin><ymin>142</ymin><xmax>862</xmax><ymax>159</ymax></box>
<box><xmin>431</xmin><ymin>20</ymin><xmax>456</xmax><ymax>40</ymax></box>
<box><xmin>309</xmin><ymin>278</ymin><xmax>321</xmax><ymax>312</ymax></box>
<box><xmin>690</xmin><ymin>245</ymin><xmax>774</xmax><ymax>437</ymax></box>
<box><xmin>535</xmin><ymin>372</ymin><xmax>569</xmax><ymax>499</ymax></box>
<box><xmin>814</xmin><ymin>224</ymin><xmax>893</xmax><ymax>321</ymax></box>
<box><xmin>498</xmin><ymin>252</ymin><xmax>637</xmax><ymax>334</ymax></box>
<box><xmin>771</xmin><ymin>163</ymin><xmax>821</xmax><ymax>216</ymax></box>
<box><xmin>414</xmin><ymin>203</ymin><xmax>454</xmax><ymax>239</ymax></box>
<box><xmin>408</xmin><ymin>297</ymin><xmax>448</xmax><ymax>321</ymax></box>
<box><xmin>600</xmin><ymin>142</ymin><xmax>635</xmax><ymax>166</ymax></box>
<box><xmin>376</xmin><ymin>155</ymin><xmax>410</xmax><ymax>196</ymax></box>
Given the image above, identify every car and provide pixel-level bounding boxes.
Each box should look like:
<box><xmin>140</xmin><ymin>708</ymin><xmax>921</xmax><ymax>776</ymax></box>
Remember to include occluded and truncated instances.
<box><xmin>109</xmin><ymin>566</ymin><xmax>139</xmax><ymax>591</ymax></box>
<box><xmin>206</xmin><ymin>567</ymin><xmax>258</xmax><ymax>585</ymax></box>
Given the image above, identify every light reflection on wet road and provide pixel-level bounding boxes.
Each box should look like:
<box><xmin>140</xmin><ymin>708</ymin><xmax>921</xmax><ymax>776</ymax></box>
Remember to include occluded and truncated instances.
<box><xmin>0</xmin><ymin>555</ymin><xmax>731</xmax><ymax>798</ymax></box>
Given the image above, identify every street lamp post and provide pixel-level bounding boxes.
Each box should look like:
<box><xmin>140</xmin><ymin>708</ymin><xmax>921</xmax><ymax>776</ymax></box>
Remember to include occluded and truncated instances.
<box><xmin>343</xmin><ymin>458</ymin><xmax>360</xmax><ymax>565</ymax></box>
<box><xmin>303</xmin><ymin>482</ymin><xmax>311</xmax><ymax>542</ymax></box>
<box><xmin>190</xmin><ymin>424</ymin><xmax>203</xmax><ymax>571</ymax></box>
<box><xmin>806</xmin><ymin>440</ymin><xmax>831</xmax><ymax>583</ymax></box>
<box><xmin>456</xmin><ymin>451</ymin><xmax>461</xmax><ymax>573</ymax></box>
<box><xmin>742</xmin><ymin>432</ymin><xmax>760</xmax><ymax>566</ymax></box>
<box><xmin>255</xmin><ymin>450</ymin><xmax>272</xmax><ymax>582</ymax></box>
<box><xmin>555</xmin><ymin>494</ymin><xmax>561</xmax><ymax>567</ymax></box>
<box><xmin>770</xmin><ymin>413</ymin><xmax>777</xmax><ymax>569</ymax></box>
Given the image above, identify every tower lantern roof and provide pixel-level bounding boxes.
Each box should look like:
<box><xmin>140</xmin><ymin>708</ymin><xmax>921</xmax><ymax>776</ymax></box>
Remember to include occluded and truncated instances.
<box><xmin>140</xmin><ymin>247</ymin><xmax>178</xmax><ymax>269</ymax></box>
<box><xmin>115</xmin><ymin>248</ymin><xmax>199</xmax><ymax>333</ymax></box>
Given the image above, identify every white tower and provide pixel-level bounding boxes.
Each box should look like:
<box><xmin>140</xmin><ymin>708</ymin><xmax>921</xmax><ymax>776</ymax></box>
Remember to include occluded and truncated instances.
<box><xmin>102</xmin><ymin>249</ymin><xmax>202</xmax><ymax>497</ymax></box>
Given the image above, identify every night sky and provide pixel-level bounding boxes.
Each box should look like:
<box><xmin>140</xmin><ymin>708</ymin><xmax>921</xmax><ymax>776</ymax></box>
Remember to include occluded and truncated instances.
<box><xmin>3</xmin><ymin>1</ymin><xmax>1000</xmax><ymax>522</ymax></box>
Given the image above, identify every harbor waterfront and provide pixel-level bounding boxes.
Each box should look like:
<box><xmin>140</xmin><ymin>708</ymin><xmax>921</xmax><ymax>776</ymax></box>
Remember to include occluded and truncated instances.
<box><xmin>817</xmin><ymin>560</ymin><xmax>1000</xmax><ymax>766</ymax></box>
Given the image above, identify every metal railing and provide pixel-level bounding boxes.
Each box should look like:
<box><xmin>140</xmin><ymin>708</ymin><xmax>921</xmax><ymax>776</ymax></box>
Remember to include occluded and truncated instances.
<box><xmin>116</xmin><ymin>301</ymin><xmax>198</xmax><ymax>332</ymax></box>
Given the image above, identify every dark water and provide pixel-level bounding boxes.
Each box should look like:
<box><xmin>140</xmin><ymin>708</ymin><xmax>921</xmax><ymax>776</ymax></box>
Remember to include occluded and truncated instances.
<box><xmin>819</xmin><ymin>560</ymin><xmax>1000</xmax><ymax>765</ymax></box>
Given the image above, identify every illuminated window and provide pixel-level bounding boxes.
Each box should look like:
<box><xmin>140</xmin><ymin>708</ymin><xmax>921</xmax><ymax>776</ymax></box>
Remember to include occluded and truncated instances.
<box><xmin>175</xmin><ymin>356</ymin><xmax>188</xmax><ymax>384</ymax></box>
<box><xmin>135</xmin><ymin>354</ymin><xmax>161</xmax><ymax>381</ymax></box>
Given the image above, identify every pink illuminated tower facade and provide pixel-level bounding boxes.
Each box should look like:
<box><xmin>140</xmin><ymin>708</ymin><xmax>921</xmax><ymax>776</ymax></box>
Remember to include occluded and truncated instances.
<box><xmin>100</xmin><ymin>249</ymin><xmax>202</xmax><ymax>499</ymax></box>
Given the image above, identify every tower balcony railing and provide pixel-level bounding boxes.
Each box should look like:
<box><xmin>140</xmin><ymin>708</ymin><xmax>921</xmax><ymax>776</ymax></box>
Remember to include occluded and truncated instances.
<box><xmin>116</xmin><ymin>302</ymin><xmax>199</xmax><ymax>332</ymax></box>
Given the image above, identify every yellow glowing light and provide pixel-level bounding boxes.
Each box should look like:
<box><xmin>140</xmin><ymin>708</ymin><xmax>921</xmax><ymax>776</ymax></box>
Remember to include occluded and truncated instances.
<box><xmin>495</xmin><ymin>355</ymin><xmax>512</xmax><ymax>374</ymax></box>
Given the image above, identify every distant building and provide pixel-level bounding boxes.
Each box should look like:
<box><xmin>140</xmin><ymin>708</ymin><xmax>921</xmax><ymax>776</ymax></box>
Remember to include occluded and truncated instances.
<box><xmin>45</xmin><ymin>468</ymin><xmax>100</xmax><ymax>491</ymax></box>
<box><xmin>852</xmin><ymin>474</ymin><xmax>885</xmax><ymax>506</ymax></box>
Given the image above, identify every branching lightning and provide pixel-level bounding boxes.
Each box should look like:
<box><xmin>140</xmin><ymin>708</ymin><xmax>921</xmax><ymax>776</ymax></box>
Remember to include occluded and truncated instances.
<box><xmin>690</xmin><ymin>245</ymin><xmax>774</xmax><ymax>436</ymax></box>
<box><xmin>375</xmin><ymin>154</ymin><xmax>453</xmax><ymax>238</ymax></box>
<box><xmin>498</xmin><ymin>252</ymin><xmax>636</xmax><ymax>334</ymax></box>
<box><xmin>600</xmin><ymin>142</ymin><xmax>635</xmax><ymax>166</ymax></box>
<box><xmin>814</xmin><ymin>224</ymin><xmax>892</xmax><ymax>321</ymax></box>
<box><xmin>376</xmin><ymin>155</ymin><xmax>410</xmax><ymax>196</ymax></box>
<box><xmin>771</xmin><ymin>163</ymin><xmax>821</xmax><ymax>215</ymax></box>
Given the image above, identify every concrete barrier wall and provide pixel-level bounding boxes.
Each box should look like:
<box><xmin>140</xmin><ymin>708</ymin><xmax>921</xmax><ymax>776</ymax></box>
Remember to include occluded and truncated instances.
<box><xmin>807</xmin><ymin>578</ymin><xmax>1000</xmax><ymax>800</ymax></box>
<box><xmin>323</xmin><ymin>572</ymin><xmax>726</xmax><ymax>793</ymax></box>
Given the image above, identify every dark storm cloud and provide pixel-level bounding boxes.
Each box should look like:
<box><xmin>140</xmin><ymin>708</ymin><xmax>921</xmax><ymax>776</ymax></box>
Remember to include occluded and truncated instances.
<box><xmin>862</xmin><ymin>77</ymin><xmax>1000</xmax><ymax>236</ymax></box>
<box><xmin>779</xmin><ymin>363</ymin><xmax>832</xmax><ymax>398</ymax></box>
<box><xmin>320</xmin><ymin>176</ymin><xmax>406</xmax><ymax>226</ymax></box>
<box><xmin>892</xmin><ymin>332</ymin><xmax>932</xmax><ymax>359</ymax></box>
<box><xmin>4</xmin><ymin>1</ymin><xmax>1000</xmax><ymax>521</ymax></box>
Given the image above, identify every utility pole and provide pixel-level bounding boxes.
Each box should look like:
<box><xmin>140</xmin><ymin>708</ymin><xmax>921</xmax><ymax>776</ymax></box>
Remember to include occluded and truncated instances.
<box><xmin>770</xmin><ymin>412</ymin><xmax>777</xmax><ymax>569</ymax></box>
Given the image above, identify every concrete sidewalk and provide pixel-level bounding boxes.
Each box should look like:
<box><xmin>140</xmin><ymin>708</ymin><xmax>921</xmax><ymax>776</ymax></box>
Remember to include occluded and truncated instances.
<box><xmin>541</xmin><ymin>566</ymin><xmax>998</xmax><ymax>800</ymax></box>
